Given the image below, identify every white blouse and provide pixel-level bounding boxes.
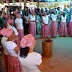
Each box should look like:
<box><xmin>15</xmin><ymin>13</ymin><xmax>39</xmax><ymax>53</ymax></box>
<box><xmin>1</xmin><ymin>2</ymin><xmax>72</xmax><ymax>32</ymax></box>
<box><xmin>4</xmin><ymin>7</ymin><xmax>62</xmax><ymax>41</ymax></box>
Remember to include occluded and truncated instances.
<box><xmin>51</xmin><ymin>14</ymin><xmax>57</xmax><ymax>21</ymax></box>
<box><xmin>18</xmin><ymin>52</ymin><xmax>42</xmax><ymax>72</ymax></box>
<box><xmin>5</xmin><ymin>41</ymin><xmax>18</xmax><ymax>57</ymax></box>
<box><xmin>42</xmin><ymin>16</ymin><xmax>49</xmax><ymax>24</ymax></box>
<box><xmin>1</xmin><ymin>37</ymin><xmax>9</xmax><ymax>55</ymax></box>
<box><xmin>61</xmin><ymin>15</ymin><xmax>67</xmax><ymax>22</ymax></box>
<box><xmin>29</xmin><ymin>15</ymin><xmax>36</xmax><ymax>22</ymax></box>
<box><xmin>15</xmin><ymin>18</ymin><xmax>23</xmax><ymax>29</ymax></box>
<box><xmin>7</xmin><ymin>24</ymin><xmax>18</xmax><ymax>36</ymax></box>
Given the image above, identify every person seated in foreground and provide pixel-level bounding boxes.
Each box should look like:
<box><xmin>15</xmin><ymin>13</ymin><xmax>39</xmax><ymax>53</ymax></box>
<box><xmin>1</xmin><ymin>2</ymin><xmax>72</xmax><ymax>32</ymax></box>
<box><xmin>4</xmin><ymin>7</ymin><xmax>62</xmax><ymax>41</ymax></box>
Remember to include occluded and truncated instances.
<box><xmin>18</xmin><ymin>34</ymin><xmax>42</xmax><ymax>72</ymax></box>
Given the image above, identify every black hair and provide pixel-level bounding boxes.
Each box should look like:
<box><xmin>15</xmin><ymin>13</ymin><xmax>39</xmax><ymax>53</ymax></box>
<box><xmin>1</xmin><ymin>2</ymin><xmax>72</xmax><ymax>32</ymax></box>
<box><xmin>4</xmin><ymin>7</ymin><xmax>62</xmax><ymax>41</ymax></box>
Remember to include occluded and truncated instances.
<box><xmin>20</xmin><ymin>47</ymin><xmax>29</xmax><ymax>58</ymax></box>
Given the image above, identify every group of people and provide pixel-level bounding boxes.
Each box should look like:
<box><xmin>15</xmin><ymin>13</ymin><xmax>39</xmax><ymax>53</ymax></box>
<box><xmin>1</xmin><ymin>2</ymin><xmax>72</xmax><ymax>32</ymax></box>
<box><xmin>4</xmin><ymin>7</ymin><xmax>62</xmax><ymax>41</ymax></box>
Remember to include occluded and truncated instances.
<box><xmin>0</xmin><ymin>6</ymin><xmax>72</xmax><ymax>38</ymax></box>
<box><xmin>0</xmin><ymin>6</ymin><xmax>43</xmax><ymax>72</ymax></box>
<box><xmin>0</xmin><ymin>5</ymin><xmax>72</xmax><ymax>72</ymax></box>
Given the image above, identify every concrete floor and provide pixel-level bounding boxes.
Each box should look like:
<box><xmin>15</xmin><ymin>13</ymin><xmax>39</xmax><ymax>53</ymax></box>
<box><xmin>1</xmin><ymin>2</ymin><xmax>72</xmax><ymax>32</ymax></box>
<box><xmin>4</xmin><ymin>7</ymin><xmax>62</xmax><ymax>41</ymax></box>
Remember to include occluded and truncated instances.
<box><xmin>0</xmin><ymin>37</ymin><xmax>72</xmax><ymax>72</ymax></box>
<box><xmin>34</xmin><ymin>37</ymin><xmax>72</xmax><ymax>72</ymax></box>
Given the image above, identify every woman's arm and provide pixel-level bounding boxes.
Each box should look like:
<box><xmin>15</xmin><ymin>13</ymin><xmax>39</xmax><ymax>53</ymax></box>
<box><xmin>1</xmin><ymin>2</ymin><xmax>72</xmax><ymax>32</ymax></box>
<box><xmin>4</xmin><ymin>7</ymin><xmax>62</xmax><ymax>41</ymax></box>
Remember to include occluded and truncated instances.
<box><xmin>1</xmin><ymin>6</ymin><xmax>5</xmax><ymax>18</ymax></box>
<box><xmin>14</xmin><ymin>46</ymin><xmax>20</xmax><ymax>53</ymax></box>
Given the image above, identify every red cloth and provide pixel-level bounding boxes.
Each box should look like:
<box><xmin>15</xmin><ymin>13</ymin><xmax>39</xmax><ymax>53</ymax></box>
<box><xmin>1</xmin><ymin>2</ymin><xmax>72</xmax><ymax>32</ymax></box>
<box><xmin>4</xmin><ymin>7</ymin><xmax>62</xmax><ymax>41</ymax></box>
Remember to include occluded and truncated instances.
<box><xmin>59</xmin><ymin>22</ymin><xmax>67</xmax><ymax>36</ymax></box>
<box><xmin>8</xmin><ymin>55</ymin><xmax>23</xmax><ymax>72</ymax></box>
<box><xmin>41</xmin><ymin>24</ymin><xmax>50</xmax><ymax>38</ymax></box>
<box><xmin>51</xmin><ymin>21</ymin><xmax>57</xmax><ymax>37</ymax></box>
<box><xmin>69</xmin><ymin>22</ymin><xmax>72</xmax><ymax>36</ymax></box>
<box><xmin>4</xmin><ymin>54</ymin><xmax>8</xmax><ymax>72</ymax></box>
<box><xmin>29</xmin><ymin>22</ymin><xmax>36</xmax><ymax>38</ymax></box>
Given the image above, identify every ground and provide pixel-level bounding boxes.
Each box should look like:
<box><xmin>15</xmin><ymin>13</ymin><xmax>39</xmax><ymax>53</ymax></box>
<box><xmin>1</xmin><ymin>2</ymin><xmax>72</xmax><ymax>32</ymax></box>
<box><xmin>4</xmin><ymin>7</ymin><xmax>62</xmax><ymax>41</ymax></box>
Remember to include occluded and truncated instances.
<box><xmin>0</xmin><ymin>37</ymin><xmax>72</xmax><ymax>72</ymax></box>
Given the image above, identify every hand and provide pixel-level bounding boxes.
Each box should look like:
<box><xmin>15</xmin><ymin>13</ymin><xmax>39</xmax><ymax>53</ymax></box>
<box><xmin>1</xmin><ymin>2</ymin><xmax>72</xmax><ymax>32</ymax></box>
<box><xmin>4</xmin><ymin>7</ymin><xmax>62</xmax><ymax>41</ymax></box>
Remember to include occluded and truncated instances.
<box><xmin>15</xmin><ymin>36</ymin><xmax>18</xmax><ymax>41</ymax></box>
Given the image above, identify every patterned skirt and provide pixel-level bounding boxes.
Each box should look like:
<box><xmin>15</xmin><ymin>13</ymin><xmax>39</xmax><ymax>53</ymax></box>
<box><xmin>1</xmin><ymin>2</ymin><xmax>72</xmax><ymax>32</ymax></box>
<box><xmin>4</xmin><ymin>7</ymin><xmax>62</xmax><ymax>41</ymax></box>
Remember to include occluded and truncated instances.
<box><xmin>8</xmin><ymin>55</ymin><xmax>23</xmax><ymax>72</ymax></box>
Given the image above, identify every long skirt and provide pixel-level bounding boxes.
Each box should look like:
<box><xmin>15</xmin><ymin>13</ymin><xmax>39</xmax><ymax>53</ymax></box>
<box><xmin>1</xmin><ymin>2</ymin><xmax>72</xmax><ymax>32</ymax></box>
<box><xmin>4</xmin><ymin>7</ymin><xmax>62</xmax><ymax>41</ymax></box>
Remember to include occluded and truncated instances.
<box><xmin>51</xmin><ymin>21</ymin><xmax>57</xmax><ymax>37</ymax></box>
<box><xmin>29</xmin><ymin>22</ymin><xmax>36</xmax><ymax>37</ymax></box>
<box><xmin>59</xmin><ymin>22</ymin><xmax>67</xmax><ymax>36</ymax></box>
<box><xmin>18</xmin><ymin>29</ymin><xmax>24</xmax><ymax>47</ymax></box>
<box><xmin>41</xmin><ymin>24</ymin><xmax>50</xmax><ymax>38</ymax></box>
<box><xmin>8</xmin><ymin>55</ymin><xmax>23</xmax><ymax>72</ymax></box>
<box><xmin>69</xmin><ymin>22</ymin><xmax>72</xmax><ymax>36</ymax></box>
<box><xmin>4</xmin><ymin>54</ymin><xmax>8</xmax><ymax>72</ymax></box>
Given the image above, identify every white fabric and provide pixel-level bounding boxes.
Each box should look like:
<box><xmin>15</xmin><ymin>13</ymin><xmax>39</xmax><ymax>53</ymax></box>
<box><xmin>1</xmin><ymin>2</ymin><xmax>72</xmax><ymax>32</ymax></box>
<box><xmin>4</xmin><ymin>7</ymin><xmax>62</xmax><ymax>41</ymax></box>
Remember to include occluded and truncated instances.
<box><xmin>29</xmin><ymin>15</ymin><xmax>36</xmax><ymax>22</ymax></box>
<box><xmin>42</xmin><ymin>16</ymin><xmax>49</xmax><ymax>24</ymax></box>
<box><xmin>24</xmin><ymin>16</ymin><xmax>29</xmax><ymax>24</ymax></box>
<box><xmin>5</xmin><ymin>41</ymin><xmax>18</xmax><ymax>57</ymax></box>
<box><xmin>1</xmin><ymin>37</ymin><xmax>9</xmax><ymax>55</ymax></box>
<box><xmin>70</xmin><ymin>15</ymin><xmax>72</xmax><ymax>22</ymax></box>
<box><xmin>7</xmin><ymin>24</ymin><xmax>18</xmax><ymax>36</ymax></box>
<box><xmin>61</xmin><ymin>15</ymin><xmax>67</xmax><ymax>22</ymax></box>
<box><xmin>18</xmin><ymin>52</ymin><xmax>42</xmax><ymax>72</ymax></box>
<box><xmin>15</xmin><ymin>18</ymin><xmax>23</xmax><ymax>29</ymax></box>
<box><xmin>51</xmin><ymin>14</ymin><xmax>57</xmax><ymax>21</ymax></box>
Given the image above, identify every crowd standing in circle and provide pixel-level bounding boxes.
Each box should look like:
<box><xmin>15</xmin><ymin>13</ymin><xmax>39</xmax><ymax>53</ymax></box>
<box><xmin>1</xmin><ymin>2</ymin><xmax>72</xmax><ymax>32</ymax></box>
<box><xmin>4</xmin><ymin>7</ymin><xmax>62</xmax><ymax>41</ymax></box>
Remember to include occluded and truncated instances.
<box><xmin>0</xmin><ymin>6</ymin><xmax>72</xmax><ymax>72</ymax></box>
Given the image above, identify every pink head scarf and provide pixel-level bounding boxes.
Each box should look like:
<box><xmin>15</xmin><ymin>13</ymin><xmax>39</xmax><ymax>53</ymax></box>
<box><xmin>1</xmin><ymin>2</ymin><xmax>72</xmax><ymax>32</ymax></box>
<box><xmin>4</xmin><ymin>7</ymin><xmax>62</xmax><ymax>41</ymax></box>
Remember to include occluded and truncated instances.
<box><xmin>7</xmin><ymin>19</ymin><xmax>14</xmax><ymax>24</ymax></box>
<box><xmin>4</xmin><ymin>14</ymin><xmax>9</xmax><ymax>19</ymax></box>
<box><xmin>0</xmin><ymin>28</ymin><xmax>14</xmax><ymax>37</ymax></box>
<box><xmin>20</xmin><ymin>34</ymin><xmax>35</xmax><ymax>48</ymax></box>
<box><xmin>30</xmin><ymin>10</ymin><xmax>34</xmax><ymax>14</ymax></box>
<box><xmin>16</xmin><ymin>13</ymin><xmax>21</xmax><ymax>17</ymax></box>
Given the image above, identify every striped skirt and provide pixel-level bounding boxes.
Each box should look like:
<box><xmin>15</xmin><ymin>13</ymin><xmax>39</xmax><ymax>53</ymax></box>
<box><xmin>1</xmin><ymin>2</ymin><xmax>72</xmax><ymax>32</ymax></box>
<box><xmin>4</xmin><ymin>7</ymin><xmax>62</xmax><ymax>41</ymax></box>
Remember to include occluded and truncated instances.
<box><xmin>41</xmin><ymin>24</ymin><xmax>50</xmax><ymax>38</ymax></box>
<box><xmin>8</xmin><ymin>55</ymin><xmax>23</xmax><ymax>72</ymax></box>
<box><xmin>51</xmin><ymin>21</ymin><xmax>57</xmax><ymax>37</ymax></box>
<box><xmin>4</xmin><ymin>54</ymin><xmax>8</xmax><ymax>72</ymax></box>
<box><xmin>18</xmin><ymin>29</ymin><xmax>24</xmax><ymax>48</ymax></box>
<box><xmin>69</xmin><ymin>22</ymin><xmax>72</xmax><ymax>36</ymax></box>
<box><xmin>59</xmin><ymin>22</ymin><xmax>67</xmax><ymax>36</ymax></box>
<box><xmin>29</xmin><ymin>22</ymin><xmax>36</xmax><ymax>38</ymax></box>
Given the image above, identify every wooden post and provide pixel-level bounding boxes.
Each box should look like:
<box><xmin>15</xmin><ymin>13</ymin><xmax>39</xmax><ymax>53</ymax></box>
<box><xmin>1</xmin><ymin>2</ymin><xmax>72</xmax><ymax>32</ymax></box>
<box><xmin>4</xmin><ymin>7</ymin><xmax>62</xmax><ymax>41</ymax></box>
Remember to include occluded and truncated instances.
<box><xmin>42</xmin><ymin>38</ymin><xmax>53</xmax><ymax>58</ymax></box>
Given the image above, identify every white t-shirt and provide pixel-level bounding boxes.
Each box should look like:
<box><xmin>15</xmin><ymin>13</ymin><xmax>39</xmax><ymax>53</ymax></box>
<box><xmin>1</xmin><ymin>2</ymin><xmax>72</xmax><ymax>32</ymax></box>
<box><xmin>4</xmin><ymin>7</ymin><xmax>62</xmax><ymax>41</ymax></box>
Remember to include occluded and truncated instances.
<box><xmin>42</xmin><ymin>16</ymin><xmax>49</xmax><ymax>24</ymax></box>
<box><xmin>7</xmin><ymin>24</ymin><xmax>18</xmax><ymax>36</ymax></box>
<box><xmin>51</xmin><ymin>14</ymin><xmax>57</xmax><ymax>21</ymax></box>
<box><xmin>15</xmin><ymin>18</ymin><xmax>23</xmax><ymax>29</ymax></box>
<box><xmin>1</xmin><ymin>37</ymin><xmax>9</xmax><ymax>55</ymax></box>
<box><xmin>5</xmin><ymin>41</ymin><xmax>18</xmax><ymax>57</ymax></box>
<box><xmin>18</xmin><ymin>52</ymin><xmax>42</xmax><ymax>72</ymax></box>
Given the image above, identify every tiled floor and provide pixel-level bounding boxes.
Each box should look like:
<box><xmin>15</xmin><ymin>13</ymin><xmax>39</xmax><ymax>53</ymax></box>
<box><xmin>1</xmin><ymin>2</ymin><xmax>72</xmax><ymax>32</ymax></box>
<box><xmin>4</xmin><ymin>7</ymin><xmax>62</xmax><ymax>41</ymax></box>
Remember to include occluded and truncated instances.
<box><xmin>0</xmin><ymin>37</ymin><xmax>72</xmax><ymax>72</ymax></box>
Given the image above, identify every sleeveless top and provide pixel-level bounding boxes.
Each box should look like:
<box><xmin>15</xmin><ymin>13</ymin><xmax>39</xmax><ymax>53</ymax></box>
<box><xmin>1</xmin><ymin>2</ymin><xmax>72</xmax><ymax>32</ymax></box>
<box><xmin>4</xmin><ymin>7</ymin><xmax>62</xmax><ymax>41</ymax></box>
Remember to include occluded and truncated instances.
<box><xmin>61</xmin><ymin>15</ymin><xmax>66</xmax><ymax>22</ymax></box>
<box><xmin>70</xmin><ymin>15</ymin><xmax>72</xmax><ymax>22</ymax></box>
<box><xmin>42</xmin><ymin>16</ymin><xmax>49</xmax><ymax>24</ymax></box>
<box><xmin>51</xmin><ymin>14</ymin><xmax>57</xmax><ymax>21</ymax></box>
<box><xmin>29</xmin><ymin>15</ymin><xmax>36</xmax><ymax>22</ymax></box>
<box><xmin>24</xmin><ymin>15</ymin><xmax>29</xmax><ymax>24</ymax></box>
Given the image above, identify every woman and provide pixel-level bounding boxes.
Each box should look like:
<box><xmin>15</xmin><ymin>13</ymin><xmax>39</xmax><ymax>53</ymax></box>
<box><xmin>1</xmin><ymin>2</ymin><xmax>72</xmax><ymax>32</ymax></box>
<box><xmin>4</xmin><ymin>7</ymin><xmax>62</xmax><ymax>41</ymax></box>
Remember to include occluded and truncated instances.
<box><xmin>0</xmin><ymin>28</ymin><xmax>23</xmax><ymax>72</ymax></box>
<box><xmin>4</xmin><ymin>14</ymin><xmax>11</xmax><ymax>28</ymax></box>
<box><xmin>23</xmin><ymin>11</ymin><xmax>29</xmax><ymax>35</ymax></box>
<box><xmin>15</xmin><ymin>13</ymin><xmax>24</xmax><ymax>47</ymax></box>
<box><xmin>41</xmin><ymin>12</ymin><xmax>50</xmax><ymax>38</ymax></box>
<box><xmin>69</xmin><ymin>13</ymin><xmax>72</xmax><ymax>37</ymax></box>
<box><xmin>18</xmin><ymin>34</ymin><xmax>42</xmax><ymax>72</ymax></box>
<box><xmin>29</xmin><ymin>10</ymin><xmax>36</xmax><ymax>37</ymax></box>
<box><xmin>50</xmin><ymin>9</ymin><xmax>58</xmax><ymax>38</ymax></box>
<box><xmin>1</xmin><ymin>30</ymin><xmax>8</xmax><ymax>72</ymax></box>
<box><xmin>7</xmin><ymin>19</ymin><xmax>19</xmax><ymax>46</ymax></box>
<box><xmin>59</xmin><ymin>11</ymin><xmax>67</xmax><ymax>37</ymax></box>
